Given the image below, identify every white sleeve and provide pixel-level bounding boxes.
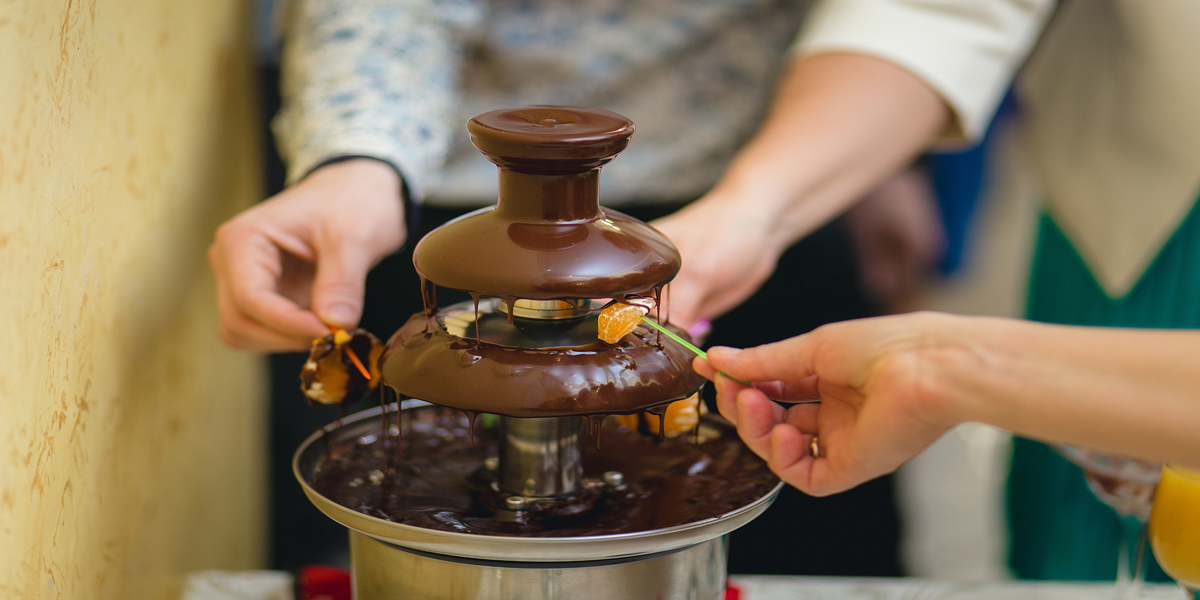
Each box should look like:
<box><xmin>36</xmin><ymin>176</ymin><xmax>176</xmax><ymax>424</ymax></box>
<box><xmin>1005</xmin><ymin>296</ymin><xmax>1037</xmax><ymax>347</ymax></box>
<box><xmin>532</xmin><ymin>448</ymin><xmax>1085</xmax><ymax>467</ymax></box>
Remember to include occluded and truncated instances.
<box><xmin>794</xmin><ymin>0</ymin><xmax>1055</xmax><ymax>143</ymax></box>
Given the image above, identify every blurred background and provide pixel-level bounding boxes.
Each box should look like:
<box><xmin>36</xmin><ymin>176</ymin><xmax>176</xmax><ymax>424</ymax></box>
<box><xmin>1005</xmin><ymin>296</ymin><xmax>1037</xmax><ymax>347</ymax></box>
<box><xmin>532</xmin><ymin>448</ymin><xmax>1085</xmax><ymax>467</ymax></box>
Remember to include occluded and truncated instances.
<box><xmin>0</xmin><ymin>0</ymin><xmax>1043</xmax><ymax>597</ymax></box>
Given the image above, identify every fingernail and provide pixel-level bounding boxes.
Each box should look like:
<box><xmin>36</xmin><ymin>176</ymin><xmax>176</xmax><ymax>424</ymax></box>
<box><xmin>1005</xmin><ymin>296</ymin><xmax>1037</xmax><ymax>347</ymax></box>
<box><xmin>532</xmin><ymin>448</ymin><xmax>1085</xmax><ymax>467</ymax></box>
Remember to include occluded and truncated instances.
<box><xmin>323</xmin><ymin>303</ymin><xmax>358</xmax><ymax>326</ymax></box>
<box><xmin>707</xmin><ymin>346</ymin><xmax>741</xmax><ymax>359</ymax></box>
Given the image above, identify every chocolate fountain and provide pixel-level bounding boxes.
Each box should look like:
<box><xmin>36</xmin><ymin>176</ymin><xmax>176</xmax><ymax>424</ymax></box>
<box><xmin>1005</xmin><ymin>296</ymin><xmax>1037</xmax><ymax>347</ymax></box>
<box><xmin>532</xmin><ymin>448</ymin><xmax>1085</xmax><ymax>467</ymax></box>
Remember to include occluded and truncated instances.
<box><xmin>293</xmin><ymin>106</ymin><xmax>782</xmax><ymax>599</ymax></box>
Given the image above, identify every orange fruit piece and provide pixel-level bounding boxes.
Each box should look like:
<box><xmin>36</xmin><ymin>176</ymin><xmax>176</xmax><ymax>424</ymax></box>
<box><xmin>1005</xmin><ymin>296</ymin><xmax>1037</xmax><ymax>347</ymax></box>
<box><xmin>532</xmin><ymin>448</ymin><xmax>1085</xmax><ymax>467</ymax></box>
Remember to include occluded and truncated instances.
<box><xmin>598</xmin><ymin>302</ymin><xmax>648</xmax><ymax>344</ymax></box>
<box><xmin>614</xmin><ymin>393</ymin><xmax>707</xmax><ymax>438</ymax></box>
<box><xmin>300</xmin><ymin>328</ymin><xmax>383</xmax><ymax>405</ymax></box>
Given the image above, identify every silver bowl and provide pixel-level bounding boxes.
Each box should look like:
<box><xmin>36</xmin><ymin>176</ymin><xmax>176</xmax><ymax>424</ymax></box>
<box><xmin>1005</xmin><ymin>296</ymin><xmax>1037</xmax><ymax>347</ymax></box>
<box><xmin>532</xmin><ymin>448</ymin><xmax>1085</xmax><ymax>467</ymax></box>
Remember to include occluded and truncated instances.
<box><xmin>294</xmin><ymin>400</ymin><xmax>784</xmax><ymax>562</ymax></box>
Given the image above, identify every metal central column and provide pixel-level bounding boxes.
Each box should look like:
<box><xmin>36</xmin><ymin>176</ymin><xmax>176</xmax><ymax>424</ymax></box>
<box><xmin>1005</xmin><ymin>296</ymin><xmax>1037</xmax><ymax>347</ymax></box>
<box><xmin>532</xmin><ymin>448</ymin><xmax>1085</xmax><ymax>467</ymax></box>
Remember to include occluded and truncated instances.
<box><xmin>494</xmin><ymin>299</ymin><xmax>589</xmax><ymax>498</ymax></box>
<box><xmin>498</xmin><ymin>415</ymin><xmax>584</xmax><ymax>497</ymax></box>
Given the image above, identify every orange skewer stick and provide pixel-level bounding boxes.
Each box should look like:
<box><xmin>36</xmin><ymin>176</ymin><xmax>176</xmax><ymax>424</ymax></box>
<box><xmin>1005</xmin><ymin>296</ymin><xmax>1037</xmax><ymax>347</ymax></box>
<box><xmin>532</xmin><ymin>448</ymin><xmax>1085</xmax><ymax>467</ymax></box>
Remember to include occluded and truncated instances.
<box><xmin>345</xmin><ymin>346</ymin><xmax>372</xmax><ymax>380</ymax></box>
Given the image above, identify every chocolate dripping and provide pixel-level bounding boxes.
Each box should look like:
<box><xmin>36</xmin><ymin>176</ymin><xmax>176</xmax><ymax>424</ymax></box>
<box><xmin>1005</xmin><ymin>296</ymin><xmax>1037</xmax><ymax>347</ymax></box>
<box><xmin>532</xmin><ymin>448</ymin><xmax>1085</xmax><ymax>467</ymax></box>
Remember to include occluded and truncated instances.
<box><xmin>471</xmin><ymin>293</ymin><xmax>481</xmax><ymax>344</ymax></box>
<box><xmin>400</xmin><ymin>391</ymin><xmax>410</xmax><ymax>460</ymax></box>
<box><xmin>664</xmin><ymin>283</ymin><xmax>671</xmax><ymax>327</ymax></box>
<box><xmin>644</xmin><ymin>404</ymin><xmax>669</xmax><ymax>441</ymax></box>
<box><xmin>377</xmin><ymin>386</ymin><xmax>394</xmax><ymax>508</ymax></box>
<box><xmin>379</xmin><ymin>385</ymin><xmax>404</xmax><ymax>471</ymax></box>
<box><xmin>652</xmin><ymin>286</ymin><xmax>662</xmax><ymax>347</ymax></box>
<box><xmin>379</xmin><ymin>385</ymin><xmax>389</xmax><ymax>462</ymax></box>
<box><xmin>420</xmin><ymin>277</ymin><xmax>439</xmax><ymax>330</ymax></box>
<box><xmin>381</xmin><ymin>310</ymin><xmax>705</xmax><ymax>418</ymax></box>
<box><xmin>465</xmin><ymin>410</ymin><xmax>478</xmax><ymax>449</ymax></box>
<box><xmin>587</xmin><ymin>414</ymin><xmax>609</xmax><ymax>450</ymax></box>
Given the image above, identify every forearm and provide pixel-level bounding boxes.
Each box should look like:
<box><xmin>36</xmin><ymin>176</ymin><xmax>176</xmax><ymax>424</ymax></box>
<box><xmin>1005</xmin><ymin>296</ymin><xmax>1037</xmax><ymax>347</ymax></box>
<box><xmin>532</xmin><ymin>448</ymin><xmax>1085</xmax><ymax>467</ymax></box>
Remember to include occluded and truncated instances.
<box><xmin>929</xmin><ymin>316</ymin><xmax>1200</xmax><ymax>468</ymax></box>
<box><xmin>702</xmin><ymin>53</ymin><xmax>948</xmax><ymax>251</ymax></box>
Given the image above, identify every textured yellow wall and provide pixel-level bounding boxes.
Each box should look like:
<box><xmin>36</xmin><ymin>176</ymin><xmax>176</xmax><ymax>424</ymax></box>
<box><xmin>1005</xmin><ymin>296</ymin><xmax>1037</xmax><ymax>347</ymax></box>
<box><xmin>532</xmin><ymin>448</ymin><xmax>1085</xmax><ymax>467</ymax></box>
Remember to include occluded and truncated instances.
<box><xmin>0</xmin><ymin>1</ymin><xmax>267</xmax><ymax>598</ymax></box>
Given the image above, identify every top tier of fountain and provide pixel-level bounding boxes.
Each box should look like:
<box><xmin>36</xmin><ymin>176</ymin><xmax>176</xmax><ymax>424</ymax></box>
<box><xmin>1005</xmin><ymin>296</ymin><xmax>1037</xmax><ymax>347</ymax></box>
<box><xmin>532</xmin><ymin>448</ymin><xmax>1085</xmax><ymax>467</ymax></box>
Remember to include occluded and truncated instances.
<box><xmin>413</xmin><ymin>106</ymin><xmax>681</xmax><ymax>302</ymax></box>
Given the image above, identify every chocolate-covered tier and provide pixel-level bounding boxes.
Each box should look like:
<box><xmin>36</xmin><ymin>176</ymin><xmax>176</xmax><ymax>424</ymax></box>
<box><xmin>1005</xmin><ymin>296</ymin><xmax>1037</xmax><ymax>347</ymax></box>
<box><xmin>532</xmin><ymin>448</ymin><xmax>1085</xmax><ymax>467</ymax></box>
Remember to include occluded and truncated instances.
<box><xmin>413</xmin><ymin>106</ymin><xmax>679</xmax><ymax>300</ymax></box>
<box><xmin>381</xmin><ymin>106</ymin><xmax>706</xmax><ymax>417</ymax></box>
<box><xmin>381</xmin><ymin>299</ymin><xmax>706</xmax><ymax>418</ymax></box>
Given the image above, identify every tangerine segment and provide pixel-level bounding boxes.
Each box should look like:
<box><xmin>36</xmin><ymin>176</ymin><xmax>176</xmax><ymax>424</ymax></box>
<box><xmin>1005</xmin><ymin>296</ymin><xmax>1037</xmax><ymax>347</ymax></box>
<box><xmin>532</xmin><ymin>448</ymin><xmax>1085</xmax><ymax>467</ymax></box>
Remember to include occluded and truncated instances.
<box><xmin>598</xmin><ymin>302</ymin><xmax>649</xmax><ymax>344</ymax></box>
<box><xmin>613</xmin><ymin>393</ymin><xmax>707</xmax><ymax>438</ymax></box>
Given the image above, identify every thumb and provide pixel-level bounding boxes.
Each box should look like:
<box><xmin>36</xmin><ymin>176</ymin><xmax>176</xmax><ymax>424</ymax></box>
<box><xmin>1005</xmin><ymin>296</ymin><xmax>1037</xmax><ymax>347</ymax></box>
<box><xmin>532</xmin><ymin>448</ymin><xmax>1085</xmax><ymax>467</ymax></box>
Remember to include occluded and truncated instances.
<box><xmin>707</xmin><ymin>333</ymin><xmax>818</xmax><ymax>383</ymax></box>
<box><xmin>311</xmin><ymin>242</ymin><xmax>373</xmax><ymax>329</ymax></box>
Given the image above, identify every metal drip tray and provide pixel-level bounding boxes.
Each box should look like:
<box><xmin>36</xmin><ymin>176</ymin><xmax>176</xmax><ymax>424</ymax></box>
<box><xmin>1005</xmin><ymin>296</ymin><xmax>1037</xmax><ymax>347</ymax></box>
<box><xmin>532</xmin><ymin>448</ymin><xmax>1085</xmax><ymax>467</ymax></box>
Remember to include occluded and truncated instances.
<box><xmin>294</xmin><ymin>401</ymin><xmax>783</xmax><ymax>563</ymax></box>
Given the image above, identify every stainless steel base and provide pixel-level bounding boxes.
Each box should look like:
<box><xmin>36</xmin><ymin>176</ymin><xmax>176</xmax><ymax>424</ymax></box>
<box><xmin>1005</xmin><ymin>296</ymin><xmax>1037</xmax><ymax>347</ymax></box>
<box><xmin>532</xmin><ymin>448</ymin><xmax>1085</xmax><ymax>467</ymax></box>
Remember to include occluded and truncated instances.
<box><xmin>296</xmin><ymin>403</ymin><xmax>781</xmax><ymax>599</ymax></box>
<box><xmin>349</xmin><ymin>530</ymin><xmax>728</xmax><ymax>600</ymax></box>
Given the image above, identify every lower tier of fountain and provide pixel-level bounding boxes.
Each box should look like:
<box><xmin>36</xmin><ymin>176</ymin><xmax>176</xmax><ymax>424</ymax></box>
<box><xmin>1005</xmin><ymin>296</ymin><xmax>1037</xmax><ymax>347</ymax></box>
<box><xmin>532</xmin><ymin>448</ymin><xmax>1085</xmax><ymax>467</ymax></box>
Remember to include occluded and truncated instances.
<box><xmin>294</xmin><ymin>401</ymin><xmax>781</xmax><ymax>562</ymax></box>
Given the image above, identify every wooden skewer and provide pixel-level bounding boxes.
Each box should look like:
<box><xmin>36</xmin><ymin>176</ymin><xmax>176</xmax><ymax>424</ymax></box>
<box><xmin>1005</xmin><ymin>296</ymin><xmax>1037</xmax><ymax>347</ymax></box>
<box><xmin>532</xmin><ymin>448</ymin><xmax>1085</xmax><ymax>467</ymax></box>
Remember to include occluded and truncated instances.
<box><xmin>640</xmin><ymin>317</ymin><xmax>820</xmax><ymax>405</ymax></box>
<box><xmin>345</xmin><ymin>346</ymin><xmax>372</xmax><ymax>380</ymax></box>
<box><xmin>328</xmin><ymin>326</ymin><xmax>373</xmax><ymax>380</ymax></box>
<box><xmin>639</xmin><ymin>317</ymin><xmax>752</xmax><ymax>386</ymax></box>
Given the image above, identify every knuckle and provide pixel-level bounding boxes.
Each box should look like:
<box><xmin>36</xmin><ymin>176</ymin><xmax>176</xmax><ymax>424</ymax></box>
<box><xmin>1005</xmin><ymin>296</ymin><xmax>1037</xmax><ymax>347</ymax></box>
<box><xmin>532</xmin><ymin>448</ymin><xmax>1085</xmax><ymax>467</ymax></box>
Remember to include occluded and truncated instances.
<box><xmin>218</xmin><ymin>326</ymin><xmax>246</xmax><ymax>349</ymax></box>
<box><xmin>214</xmin><ymin>217</ymin><xmax>262</xmax><ymax>250</ymax></box>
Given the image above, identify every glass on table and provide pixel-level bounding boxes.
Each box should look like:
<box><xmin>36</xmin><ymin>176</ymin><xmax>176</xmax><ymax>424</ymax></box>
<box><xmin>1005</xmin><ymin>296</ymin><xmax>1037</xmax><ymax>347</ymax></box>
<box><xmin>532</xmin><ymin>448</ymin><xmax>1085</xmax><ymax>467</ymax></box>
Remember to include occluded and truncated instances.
<box><xmin>1056</xmin><ymin>444</ymin><xmax>1162</xmax><ymax>597</ymax></box>
<box><xmin>1148</xmin><ymin>465</ymin><xmax>1200</xmax><ymax>599</ymax></box>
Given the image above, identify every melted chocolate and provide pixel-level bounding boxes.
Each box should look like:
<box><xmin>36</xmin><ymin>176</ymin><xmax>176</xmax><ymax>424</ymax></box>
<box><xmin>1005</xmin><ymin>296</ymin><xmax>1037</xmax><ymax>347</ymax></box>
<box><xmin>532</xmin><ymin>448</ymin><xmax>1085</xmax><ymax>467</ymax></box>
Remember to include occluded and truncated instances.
<box><xmin>379</xmin><ymin>107</ymin><xmax>702</xmax><ymax>417</ymax></box>
<box><xmin>415</xmin><ymin>207</ymin><xmax>680</xmax><ymax>301</ymax></box>
<box><xmin>310</xmin><ymin>407</ymin><xmax>778</xmax><ymax>537</ymax></box>
<box><xmin>412</xmin><ymin>106</ymin><xmax>679</xmax><ymax>301</ymax></box>
<box><xmin>380</xmin><ymin>303</ymin><xmax>706</xmax><ymax>417</ymax></box>
<box><xmin>320</xmin><ymin>107</ymin><xmax>768</xmax><ymax>539</ymax></box>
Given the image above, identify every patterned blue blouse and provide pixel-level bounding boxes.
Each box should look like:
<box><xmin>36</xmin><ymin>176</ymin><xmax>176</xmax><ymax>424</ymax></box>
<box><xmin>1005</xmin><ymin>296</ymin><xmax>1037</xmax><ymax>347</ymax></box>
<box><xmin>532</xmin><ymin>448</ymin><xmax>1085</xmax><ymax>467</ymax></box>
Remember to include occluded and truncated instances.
<box><xmin>273</xmin><ymin>0</ymin><xmax>813</xmax><ymax>207</ymax></box>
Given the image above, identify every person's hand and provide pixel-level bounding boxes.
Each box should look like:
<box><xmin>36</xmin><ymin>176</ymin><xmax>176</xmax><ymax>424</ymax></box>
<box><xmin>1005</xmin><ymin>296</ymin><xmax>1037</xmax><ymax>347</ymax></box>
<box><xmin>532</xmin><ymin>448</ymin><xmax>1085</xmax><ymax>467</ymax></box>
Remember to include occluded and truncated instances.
<box><xmin>650</xmin><ymin>187</ymin><xmax>788</xmax><ymax>329</ymax></box>
<box><xmin>651</xmin><ymin>165</ymin><xmax>943</xmax><ymax>329</ymax></box>
<box><xmin>208</xmin><ymin>159</ymin><xmax>405</xmax><ymax>351</ymax></box>
<box><xmin>694</xmin><ymin>312</ymin><xmax>963</xmax><ymax>496</ymax></box>
<box><xmin>844</xmin><ymin>167</ymin><xmax>945</xmax><ymax>313</ymax></box>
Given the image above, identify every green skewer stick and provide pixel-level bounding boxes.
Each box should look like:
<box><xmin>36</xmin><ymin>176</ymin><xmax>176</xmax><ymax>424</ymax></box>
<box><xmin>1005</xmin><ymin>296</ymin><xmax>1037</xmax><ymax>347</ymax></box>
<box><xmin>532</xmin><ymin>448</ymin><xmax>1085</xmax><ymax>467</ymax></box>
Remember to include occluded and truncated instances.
<box><xmin>640</xmin><ymin>317</ymin><xmax>753</xmax><ymax>386</ymax></box>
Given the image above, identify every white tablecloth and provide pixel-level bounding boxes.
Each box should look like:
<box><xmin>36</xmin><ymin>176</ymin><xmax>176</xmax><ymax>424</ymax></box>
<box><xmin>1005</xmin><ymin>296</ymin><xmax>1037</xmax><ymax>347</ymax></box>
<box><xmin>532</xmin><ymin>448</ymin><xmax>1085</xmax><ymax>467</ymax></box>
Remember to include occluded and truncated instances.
<box><xmin>178</xmin><ymin>571</ymin><xmax>1185</xmax><ymax>599</ymax></box>
<box><xmin>730</xmin><ymin>576</ymin><xmax>1182</xmax><ymax>600</ymax></box>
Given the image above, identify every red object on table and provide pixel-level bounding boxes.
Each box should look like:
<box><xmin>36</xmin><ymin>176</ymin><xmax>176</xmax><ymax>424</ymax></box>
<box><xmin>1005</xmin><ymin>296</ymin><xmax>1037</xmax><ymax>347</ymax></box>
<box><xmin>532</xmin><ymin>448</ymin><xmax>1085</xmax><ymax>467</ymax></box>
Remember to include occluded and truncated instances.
<box><xmin>298</xmin><ymin>566</ymin><xmax>352</xmax><ymax>600</ymax></box>
<box><xmin>725</xmin><ymin>581</ymin><xmax>742</xmax><ymax>600</ymax></box>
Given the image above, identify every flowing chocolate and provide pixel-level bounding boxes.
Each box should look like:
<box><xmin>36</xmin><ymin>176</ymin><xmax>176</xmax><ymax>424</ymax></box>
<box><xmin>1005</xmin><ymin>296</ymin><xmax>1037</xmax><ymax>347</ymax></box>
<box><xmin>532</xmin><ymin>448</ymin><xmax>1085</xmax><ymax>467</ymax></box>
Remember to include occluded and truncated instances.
<box><xmin>300</xmin><ymin>106</ymin><xmax>777</xmax><ymax>554</ymax></box>
<box><xmin>381</xmin><ymin>301</ymin><xmax>706</xmax><ymax>417</ymax></box>
<box><xmin>412</xmin><ymin>107</ymin><xmax>679</xmax><ymax>301</ymax></box>
<box><xmin>310</xmin><ymin>407</ymin><xmax>779</xmax><ymax>537</ymax></box>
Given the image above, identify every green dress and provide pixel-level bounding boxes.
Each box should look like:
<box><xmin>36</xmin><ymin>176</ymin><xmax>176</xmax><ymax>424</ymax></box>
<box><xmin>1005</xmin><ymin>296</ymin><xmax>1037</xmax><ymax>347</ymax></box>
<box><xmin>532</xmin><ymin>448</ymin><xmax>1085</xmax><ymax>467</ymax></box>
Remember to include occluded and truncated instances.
<box><xmin>1007</xmin><ymin>197</ymin><xmax>1200</xmax><ymax>581</ymax></box>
